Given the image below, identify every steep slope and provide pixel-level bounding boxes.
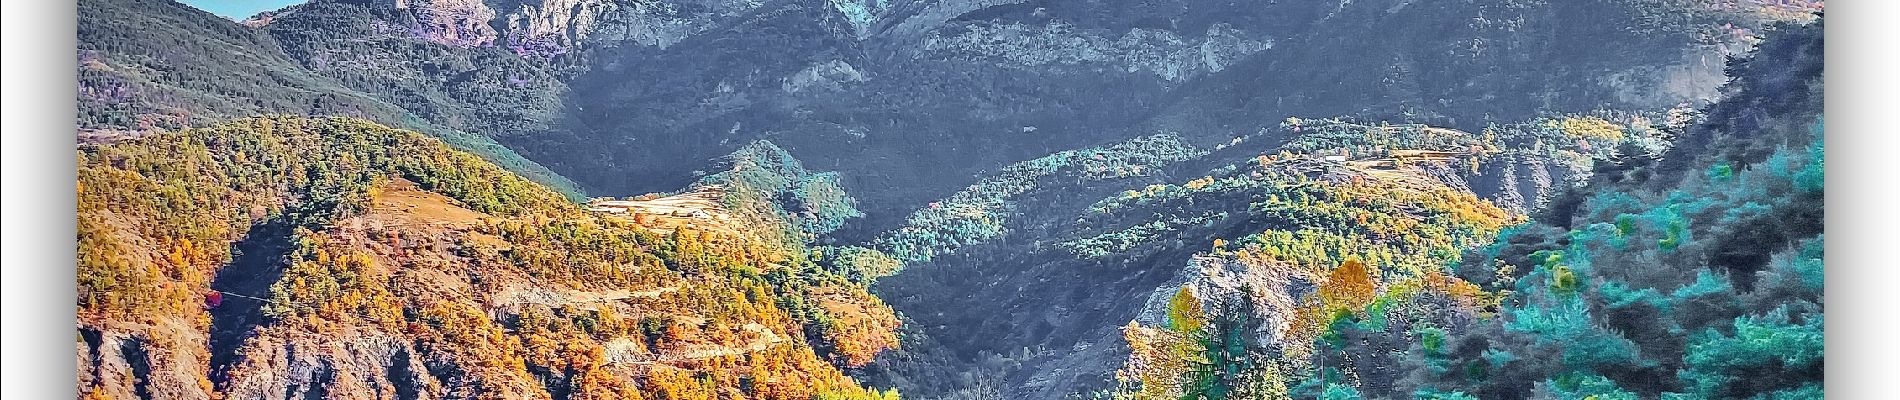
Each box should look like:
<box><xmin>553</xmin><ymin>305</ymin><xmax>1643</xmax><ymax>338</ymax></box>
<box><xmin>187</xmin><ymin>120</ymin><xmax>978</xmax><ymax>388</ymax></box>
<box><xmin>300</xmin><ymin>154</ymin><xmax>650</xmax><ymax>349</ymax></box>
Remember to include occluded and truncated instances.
<box><xmin>76</xmin><ymin>117</ymin><xmax>901</xmax><ymax>400</ymax></box>
<box><xmin>74</xmin><ymin>1</ymin><xmax>1826</xmax><ymax>399</ymax></box>
<box><xmin>143</xmin><ymin>0</ymin><xmax>1796</xmax><ymax>221</ymax></box>
<box><xmin>845</xmin><ymin>98</ymin><xmax>1702</xmax><ymax>398</ymax></box>
<box><xmin>854</xmin><ymin>122</ymin><xmax>1523</xmax><ymax>399</ymax></box>
<box><xmin>527</xmin><ymin>0</ymin><xmax>1809</xmax><ymax>221</ymax></box>
<box><xmin>77</xmin><ymin>0</ymin><xmax>582</xmax><ymax>197</ymax></box>
<box><xmin>95</xmin><ymin>0</ymin><xmax>1814</xmax><ymax>222</ymax></box>
<box><xmin>844</xmin><ymin>13</ymin><xmax>1822</xmax><ymax>400</ymax></box>
<box><xmin>1398</xmin><ymin>19</ymin><xmax>1825</xmax><ymax>399</ymax></box>
<box><xmin>77</xmin><ymin>0</ymin><xmax>387</xmax><ymax>134</ymax></box>
<box><xmin>1108</xmin><ymin>18</ymin><xmax>1823</xmax><ymax>399</ymax></box>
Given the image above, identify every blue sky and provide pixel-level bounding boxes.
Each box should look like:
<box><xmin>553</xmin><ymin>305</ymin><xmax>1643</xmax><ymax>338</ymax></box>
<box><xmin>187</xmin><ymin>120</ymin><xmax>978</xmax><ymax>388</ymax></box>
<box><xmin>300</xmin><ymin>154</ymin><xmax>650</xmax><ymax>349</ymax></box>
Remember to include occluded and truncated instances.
<box><xmin>180</xmin><ymin>0</ymin><xmax>307</xmax><ymax>20</ymax></box>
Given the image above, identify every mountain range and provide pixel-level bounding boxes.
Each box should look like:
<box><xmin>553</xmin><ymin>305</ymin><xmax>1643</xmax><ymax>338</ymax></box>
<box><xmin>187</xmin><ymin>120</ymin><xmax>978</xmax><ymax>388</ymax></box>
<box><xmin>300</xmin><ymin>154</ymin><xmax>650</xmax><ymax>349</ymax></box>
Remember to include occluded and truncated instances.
<box><xmin>74</xmin><ymin>0</ymin><xmax>1823</xmax><ymax>398</ymax></box>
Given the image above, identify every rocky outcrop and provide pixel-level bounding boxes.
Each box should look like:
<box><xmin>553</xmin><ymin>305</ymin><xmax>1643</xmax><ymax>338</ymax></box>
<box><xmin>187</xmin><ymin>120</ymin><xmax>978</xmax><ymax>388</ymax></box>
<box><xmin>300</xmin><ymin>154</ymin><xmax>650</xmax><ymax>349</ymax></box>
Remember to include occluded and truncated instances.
<box><xmin>882</xmin><ymin>0</ymin><xmax>1026</xmax><ymax>40</ymax></box>
<box><xmin>77</xmin><ymin>323</ymin><xmax>215</xmax><ymax>400</ymax></box>
<box><xmin>221</xmin><ymin>332</ymin><xmax>439</xmax><ymax>400</ymax></box>
<box><xmin>398</xmin><ymin>0</ymin><xmax>501</xmax><ymax>47</ymax></box>
<box><xmin>495</xmin><ymin>0</ymin><xmax>736</xmax><ymax>54</ymax></box>
<box><xmin>324</xmin><ymin>0</ymin><xmax>756</xmax><ymax>53</ymax></box>
<box><xmin>1130</xmin><ymin>256</ymin><xmax>1312</xmax><ymax>351</ymax></box>
<box><xmin>827</xmin><ymin>0</ymin><xmax>889</xmax><ymax>38</ymax></box>
<box><xmin>783</xmin><ymin>59</ymin><xmax>869</xmax><ymax>93</ymax></box>
<box><xmin>921</xmin><ymin>21</ymin><xmax>1270</xmax><ymax>82</ymax></box>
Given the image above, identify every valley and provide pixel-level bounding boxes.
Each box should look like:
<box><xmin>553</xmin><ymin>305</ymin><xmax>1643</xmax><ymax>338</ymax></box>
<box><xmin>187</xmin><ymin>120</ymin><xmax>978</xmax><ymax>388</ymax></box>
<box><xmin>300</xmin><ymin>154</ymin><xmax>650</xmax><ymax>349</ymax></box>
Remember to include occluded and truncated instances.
<box><xmin>73</xmin><ymin>0</ymin><xmax>1824</xmax><ymax>399</ymax></box>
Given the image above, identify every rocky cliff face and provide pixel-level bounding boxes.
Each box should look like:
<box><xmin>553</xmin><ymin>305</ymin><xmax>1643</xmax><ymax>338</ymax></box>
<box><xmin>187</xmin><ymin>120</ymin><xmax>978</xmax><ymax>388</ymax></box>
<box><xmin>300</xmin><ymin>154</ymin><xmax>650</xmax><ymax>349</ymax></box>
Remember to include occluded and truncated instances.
<box><xmin>399</xmin><ymin>0</ymin><xmax>503</xmax><ymax>46</ymax></box>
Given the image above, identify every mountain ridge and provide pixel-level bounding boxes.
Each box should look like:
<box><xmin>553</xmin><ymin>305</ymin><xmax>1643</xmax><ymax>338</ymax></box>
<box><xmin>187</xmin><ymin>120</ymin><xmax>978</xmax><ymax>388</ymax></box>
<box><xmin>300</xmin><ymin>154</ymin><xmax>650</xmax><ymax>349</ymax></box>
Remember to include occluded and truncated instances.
<box><xmin>77</xmin><ymin>116</ymin><xmax>904</xmax><ymax>400</ymax></box>
<box><xmin>75</xmin><ymin>1</ymin><xmax>1825</xmax><ymax>398</ymax></box>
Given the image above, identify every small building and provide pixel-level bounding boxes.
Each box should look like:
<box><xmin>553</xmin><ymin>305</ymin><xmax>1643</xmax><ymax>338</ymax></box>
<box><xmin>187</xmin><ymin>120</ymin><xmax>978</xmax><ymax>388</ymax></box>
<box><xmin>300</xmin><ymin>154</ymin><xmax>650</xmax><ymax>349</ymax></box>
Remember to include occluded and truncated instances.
<box><xmin>1323</xmin><ymin>155</ymin><xmax>1348</xmax><ymax>162</ymax></box>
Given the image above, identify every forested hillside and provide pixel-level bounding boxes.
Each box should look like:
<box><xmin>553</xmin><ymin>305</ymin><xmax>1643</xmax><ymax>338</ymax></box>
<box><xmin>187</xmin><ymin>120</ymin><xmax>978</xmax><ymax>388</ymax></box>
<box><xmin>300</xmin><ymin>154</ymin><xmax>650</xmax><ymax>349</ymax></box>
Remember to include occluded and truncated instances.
<box><xmin>79</xmin><ymin>0</ymin><xmax>1814</xmax><ymax>217</ymax></box>
<box><xmin>838</xmin><ymin>15</ymin><xmax>1823</xmax><ymax>400</ymax></box>
<box><xmin>77</xmin><ymin>117</ymin><xmax>900</xmax><ymax>399</ymax></box>
<box><xmin>74</xmin><ymin>0</ymin><xmax>1825</xmax><ymax>399</ymax></box>
<box><xmin>1103</xmin><ymin>19</ymin><xmax>1823</xmax><ymax>400</ymax></box>
<box><xmin>77</xmin><ymin>0</ymin><xmax>581</xmax><ymax>197</ymax></box>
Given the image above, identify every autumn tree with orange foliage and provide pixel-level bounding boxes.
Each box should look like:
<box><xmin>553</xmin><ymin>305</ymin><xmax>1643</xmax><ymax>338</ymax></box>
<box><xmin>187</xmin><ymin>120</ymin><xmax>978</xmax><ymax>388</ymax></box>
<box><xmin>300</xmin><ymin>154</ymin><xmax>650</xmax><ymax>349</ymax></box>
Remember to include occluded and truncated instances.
<box><xmin>1319</xmin><ymin>257</ymin><xmax>1379</xmax><ymax>314</ymax></box>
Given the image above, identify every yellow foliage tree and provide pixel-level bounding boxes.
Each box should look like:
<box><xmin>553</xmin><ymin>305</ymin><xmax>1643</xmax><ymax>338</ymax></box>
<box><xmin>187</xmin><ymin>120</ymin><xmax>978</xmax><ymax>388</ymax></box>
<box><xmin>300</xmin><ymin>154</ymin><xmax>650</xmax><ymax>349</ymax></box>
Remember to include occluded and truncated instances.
<box><xmin>1320</xmin><ymin>257</ymin><xmax>1379</xmax><ymax>316</ymax></box>
<box><xmin>1557</xmin><ymin>116</ymin><xmax>1626</xmax><ymax>141</ymax></box>
<box><xmin>1165</xmin><ymin>287</ymin><xmax>1206</xmax><ymax>334</ymax></box>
